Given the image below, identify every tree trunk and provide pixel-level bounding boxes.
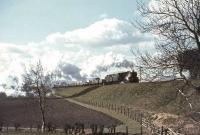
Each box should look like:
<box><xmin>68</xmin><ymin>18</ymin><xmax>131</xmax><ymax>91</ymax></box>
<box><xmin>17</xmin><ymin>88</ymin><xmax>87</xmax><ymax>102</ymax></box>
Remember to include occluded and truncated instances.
<box><xmin>41</xmin><ymin>108</ymin><xmax>46</xmax><ymax>132</ymax></box>
<box><xmin>39</xmin><ymin>97</ymin><xmax>46</xmax><ymax>132</ymax></box>
<box><xmin>38</xmin><ymin>89</ymin><xmax>46</xmax><ymax>132</ymax></box>
<box><xmin>194</xmin><ymin>34</ymin><xmax>200</xmax><ymax>53</ymax></box>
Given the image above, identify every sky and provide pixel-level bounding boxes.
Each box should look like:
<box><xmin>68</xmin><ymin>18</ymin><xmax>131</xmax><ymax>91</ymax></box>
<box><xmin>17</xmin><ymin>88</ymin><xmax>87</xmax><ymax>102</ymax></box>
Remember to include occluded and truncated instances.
<box><xmin>0</xmin><ymin>0</ymin><xmax>154</xmax><ymax>94</ymax></box>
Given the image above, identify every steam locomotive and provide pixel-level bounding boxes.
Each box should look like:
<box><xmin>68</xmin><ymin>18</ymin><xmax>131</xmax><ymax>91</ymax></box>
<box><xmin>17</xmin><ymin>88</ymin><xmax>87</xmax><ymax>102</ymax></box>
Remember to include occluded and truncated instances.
<box><xmin>54</xmin><ymin>71</ymin><xmax>139</xmax><ymax>88</ymax></box>
<box><xmin>84</xmin><ymin>71</ymin><xmax>139</xmax><ymax>86</ymax></box>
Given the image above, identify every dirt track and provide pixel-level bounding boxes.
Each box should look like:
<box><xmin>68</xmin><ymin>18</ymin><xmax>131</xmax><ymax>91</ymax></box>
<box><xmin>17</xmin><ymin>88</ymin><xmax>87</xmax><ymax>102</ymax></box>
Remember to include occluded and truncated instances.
<box><xmin>0</xmin><ymin>98</ymin><xmax>121</xmax><ymax>128</ymax></box>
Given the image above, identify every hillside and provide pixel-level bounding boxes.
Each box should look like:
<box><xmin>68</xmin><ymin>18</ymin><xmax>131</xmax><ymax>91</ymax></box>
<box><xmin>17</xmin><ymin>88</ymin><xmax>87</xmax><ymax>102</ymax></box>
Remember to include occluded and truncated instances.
<box><xmin>56</xmin><ymin>80</ymin><xmax>200</xmax><ymax>115</ymax></box>
<box><xmin>0</xmin><ymin>98</ymin><xmax>120</xmax><ymax>128</ymax></box>
<box><xmin>56</xmin><ymin>80</ymin><xmax>200</xmax><ymax>133</ymax></box>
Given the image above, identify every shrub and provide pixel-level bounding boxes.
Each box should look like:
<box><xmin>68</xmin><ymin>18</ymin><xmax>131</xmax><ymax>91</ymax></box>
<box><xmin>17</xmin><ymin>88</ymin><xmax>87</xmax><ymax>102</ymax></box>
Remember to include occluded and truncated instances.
<box><xmin>64</xmin><ymin>124</ymin><xmax>71</xmax><ymax>134</ymax></box>
<box><xmin>46</xmin><ymin>122</ymin><xmax>56</xmax><ymax>132</ymax></box>
<box><xmin>0</xmin><ymin>92</ymin><xmax>7</xmax><ymax>99</ymax></box>
<box><xmin>0</xmin><ymin>122</ymin><xmax>3</xmax><ymax>132</ymax></box>
<box><xmin>14</xmin><ymin>123</ymin><xmax>21</xmax><ymax>131</ymax></box>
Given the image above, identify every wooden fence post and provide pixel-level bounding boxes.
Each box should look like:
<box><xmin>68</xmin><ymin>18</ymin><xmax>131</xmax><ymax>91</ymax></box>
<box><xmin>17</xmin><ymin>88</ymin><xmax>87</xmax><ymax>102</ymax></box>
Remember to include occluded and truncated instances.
<box><xmin>135</xmin><ymin>112</ymin><xmax>137</xmax><ymax>121</ymax></box>
<box><xmin>161</xmin><ymin>126</ymin><xmax>163</xmax><ymax>135</ymax></box>
<box><xmin>126</xmin><ymin>126</ymin><xmax>128</xmax><ymax>135</ymax></box>
<box><xmin>127</xmin><ymin>108</ymin><xmax>130</xmax><ymax>117</ymax></box>
<box><xmin>131</xmin><ymin>111</ymin><xmax>133</xmax><ymax>119</ymax></box>
<box><xmin>140</xmin><ymin>113</ymin><xmax>143</xmax><ymax>135</ymax></box>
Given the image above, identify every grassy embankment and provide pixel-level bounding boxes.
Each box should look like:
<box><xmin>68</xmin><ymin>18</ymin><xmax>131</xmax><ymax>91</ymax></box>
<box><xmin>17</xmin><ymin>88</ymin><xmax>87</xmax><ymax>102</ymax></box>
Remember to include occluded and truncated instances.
<box><xmin>56</xmin><ymin>80</ymin><xmax>200</xmax><ymax>115</ymax></box>
<box><xmin>56</xmin><ymin>80</ymin><xmax>200</xmax><ymax>134</ymax></box>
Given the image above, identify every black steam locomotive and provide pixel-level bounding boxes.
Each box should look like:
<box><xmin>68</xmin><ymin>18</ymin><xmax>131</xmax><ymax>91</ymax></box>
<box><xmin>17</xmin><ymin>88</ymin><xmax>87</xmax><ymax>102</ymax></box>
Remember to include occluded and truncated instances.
<box><xmin>85</xmin><ymin>71</ymin><xmax>139</xmax><ymax>86</ymax></box>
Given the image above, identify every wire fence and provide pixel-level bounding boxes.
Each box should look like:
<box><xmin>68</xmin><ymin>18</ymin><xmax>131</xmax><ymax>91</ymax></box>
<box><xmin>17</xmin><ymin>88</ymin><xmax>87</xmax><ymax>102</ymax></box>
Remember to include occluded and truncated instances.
<box><xmin>83</xmin><ymin>100</ymin><xmax>184</xmax><ymax>135</ymax></box>
<box><xmin>1</xmin><ymin>97</ymin><xmax>199</xmax><ymax>135</ymax></box>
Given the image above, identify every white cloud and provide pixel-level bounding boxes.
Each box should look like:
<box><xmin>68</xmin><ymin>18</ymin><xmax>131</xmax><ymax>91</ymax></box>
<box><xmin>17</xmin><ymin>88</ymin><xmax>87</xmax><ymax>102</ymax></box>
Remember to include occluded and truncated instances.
<box><xmin>0</xmin><ymin>18</ymin><xmax>153</xmax><ymax>94</ymax></box>
<box><xmin>148</xmin><ymin>0</ymin><xmax>160</xmax><ymax>10</ymax></box>
<box><xmin>80</xmin><ymin>52</ymin><xmax>130</xmax><ymax>76</ymax></box>
<box><xmin>46</xmin><ymin>18</ymin><xmax>152</xmax><ymax>47</ymax></box>
<box><xmin>138</xmin><ymin>41</ymin><xmax>155</xmax><ymax>51</ymax></box>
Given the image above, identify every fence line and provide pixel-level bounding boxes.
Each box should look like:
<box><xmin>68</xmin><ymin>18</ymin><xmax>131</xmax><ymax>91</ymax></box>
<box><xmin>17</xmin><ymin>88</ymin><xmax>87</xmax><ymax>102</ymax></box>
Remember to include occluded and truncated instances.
<box><xmin>86</xmin><ymin>100</ymin><xmax>183</xmax><ymax>135</ymax></box>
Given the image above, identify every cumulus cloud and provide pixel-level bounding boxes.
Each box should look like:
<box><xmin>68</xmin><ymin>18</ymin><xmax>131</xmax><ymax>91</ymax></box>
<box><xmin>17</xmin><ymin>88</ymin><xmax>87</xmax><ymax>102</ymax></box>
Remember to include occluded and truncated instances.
<box><xmin>58</xmin><ymin>63</ymin><xmax>87</xmax><ymax>82</ymax></box>
<box><xmin>80</xmin><ymin>52</ymin><xmax>135</xmax><ymax>78</ymax></box>
<box><xmin>46</xmin><ymin>18</ymin><xmax>152</xmax><ymax>47</ymax></box>
<box><xmin>148</xmin><ymin>0</ymin><xmax>165</xmax><ymax>10</ymax></box>
<box><xmin>0</xmin><ymin>18</ymin><xmax>154</xmax><ymax>94</ymax></box>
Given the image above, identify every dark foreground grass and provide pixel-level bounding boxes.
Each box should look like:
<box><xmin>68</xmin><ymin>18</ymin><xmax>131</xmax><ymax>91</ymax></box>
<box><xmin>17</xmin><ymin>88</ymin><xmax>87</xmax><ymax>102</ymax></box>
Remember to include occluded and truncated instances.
<box><xmin>0</xmin><ymin>98</ymin><xmax>121</xmax><ymax>128</ymax></box>
<box><xmin>0</xmin><ymin>132</ymin><xmax>65</xmax><ymax>135</ymax></box>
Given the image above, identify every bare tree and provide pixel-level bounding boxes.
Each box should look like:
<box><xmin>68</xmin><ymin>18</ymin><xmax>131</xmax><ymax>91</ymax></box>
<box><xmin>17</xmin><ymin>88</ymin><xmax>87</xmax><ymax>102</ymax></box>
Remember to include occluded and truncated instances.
<box><xmin>21</xmin><ymin>61</ymin><xmax>54</xmax><ymax>132</ymax></box>
<box><xmin>2</xmin><ymin>76</ymin><xmax>20</xmax><ymax>91</ymax></box>
<box><xmin>133</xmin><ymin>0</ymin><xmax>200</xmax><ymax>114</ymax></box>
<box><xmin>136</xmin><ymin>0</ymin><xmax>200</xmax><ymax>50</ymax></box>
<box><xmin>134</xmin><ymin>0</ymin><xmax>200</xmax><ymax>83</ymax></box>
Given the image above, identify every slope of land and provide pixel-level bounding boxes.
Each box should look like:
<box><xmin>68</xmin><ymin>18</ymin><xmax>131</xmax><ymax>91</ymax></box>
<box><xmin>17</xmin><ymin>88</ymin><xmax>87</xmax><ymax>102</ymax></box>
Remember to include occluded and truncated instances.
<box><xmin>56</xmin><ymin>81</ymin><xmax>200</xmax><ymax>115</ymax></box>
<box><xmin>58</xmin><ymin>97</ymin><xmax>143</xmax><ymax>134</ymax></box>
<box><xmin>56</xmin><ymin>80</ymin><xmax>200</xmax><ymax>134</ymax></box>
<box><xmin>0</xmin><ymin>98</ymin><xmax>121</xmax><ymax>128</ymax></box>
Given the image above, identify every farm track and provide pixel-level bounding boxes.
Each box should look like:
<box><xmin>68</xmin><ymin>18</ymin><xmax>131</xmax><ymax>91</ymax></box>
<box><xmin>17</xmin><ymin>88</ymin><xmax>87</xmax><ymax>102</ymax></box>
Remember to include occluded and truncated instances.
<box><xmin>55</xmin><ymin>96</ymin><xmax>143</xmax><ymax>135</ymax></box>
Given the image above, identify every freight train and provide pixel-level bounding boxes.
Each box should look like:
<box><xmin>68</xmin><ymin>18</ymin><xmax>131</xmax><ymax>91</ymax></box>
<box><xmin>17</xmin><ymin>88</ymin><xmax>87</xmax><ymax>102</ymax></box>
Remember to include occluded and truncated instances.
<box><xmin>54</xmin><ymin>71</ymin><xmax>139</xmax><ymax>88</ymax></box>
<box><xmin>86</xmin><ymin>71</ymin><xmax>139</xmax><ymax>85</ymax></box>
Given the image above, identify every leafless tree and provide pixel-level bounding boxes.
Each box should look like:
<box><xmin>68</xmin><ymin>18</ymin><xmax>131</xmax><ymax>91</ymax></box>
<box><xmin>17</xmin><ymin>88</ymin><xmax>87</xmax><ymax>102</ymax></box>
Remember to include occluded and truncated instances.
<box><xmin>136</xmin><ymin>0</ymin><xmax>200</xmax><ymax>50</ymax></box>
<box><xmin>21</xmin><ymin>61</ymin><xmax>54</xmax><ymax>132</ymax></box>
<box><xmin>2</xmin><ymin>76</ymin><xmax>21</xmax><ymax>93</ymax></box>
<box><xmin>133</xmin><ymin>0</ymin><xmax>200</xmax><ymax>113</ymax></box>
<box><xmin>134</xmin><ymin>0</ymin><xmax>200</xmax><ymax>83</ymax></box>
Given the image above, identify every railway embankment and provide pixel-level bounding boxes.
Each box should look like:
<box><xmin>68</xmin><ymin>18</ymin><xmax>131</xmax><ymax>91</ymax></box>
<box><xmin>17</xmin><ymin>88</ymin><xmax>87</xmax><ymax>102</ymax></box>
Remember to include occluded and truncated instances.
<box><xmin>56</xmin><ymin>80</ymin><xmax>200</xmax><ymax>134</ymax></box>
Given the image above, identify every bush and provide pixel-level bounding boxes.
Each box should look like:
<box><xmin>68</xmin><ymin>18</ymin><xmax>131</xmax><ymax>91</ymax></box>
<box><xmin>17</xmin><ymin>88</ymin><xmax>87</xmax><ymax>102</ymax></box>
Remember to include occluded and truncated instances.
<box><xmin>0</xmin><ymin>122</ymin><xmax>3</xmax><ymax>132</ymax></box>
<box><xmin>46</xmin><ymin>122</ymin><xmax>56</xmax><ymax>132</ymax></box>
<box><xmin>0</xmin><ymin>92</ymin><xmax>7</xmax><ymax>99</ymax></box>
<box><xmin>37</xmin><ymin>124</ymin><xmax>41</xmax><ymax>132</ymax></box>
<box><xmin>14</xmin><ymin>123</ymin><xmax>20</xmax><ymax>131</ymax></box>
<box><xmin>64</xmin><ymin>124</ymin><xmax>71</xmax><ymax>134</ymax></box>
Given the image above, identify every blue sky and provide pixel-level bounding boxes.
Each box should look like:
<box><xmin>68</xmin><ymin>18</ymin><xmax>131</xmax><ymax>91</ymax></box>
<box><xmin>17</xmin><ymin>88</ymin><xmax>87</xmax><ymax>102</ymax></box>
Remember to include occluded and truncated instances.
<box><xmin>0</xmin><ymin>0</ymin><xmax>149</xmax><ymax>44</ymax></box>
<box><xmin>0</xmin><ymin>0</ymin><xmax>154</xmax><ymax>94</ymax></box>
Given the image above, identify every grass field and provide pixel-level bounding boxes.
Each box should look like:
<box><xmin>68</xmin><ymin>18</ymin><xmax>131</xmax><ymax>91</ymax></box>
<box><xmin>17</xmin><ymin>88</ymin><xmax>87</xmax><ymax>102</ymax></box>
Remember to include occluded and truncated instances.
<box><xmin>0</xmin><ymin>132</ymin><xmax>66</xmax><ymax>135</ymax></box>
<box><xmin>55</xmin><ymin>80</ymin><xmax>200</xmax><ymax>134</ymax></box>
<box><xmin>0</xmin><ymin>98</ymin><xmax>121</xmax><ymax>129</ymax></box>
<box><xmin>55</xmin><ymin>86</ymin><xmax>93</xmax><ymax>98</ymax></box>
<box><xmin>56</xmin><ymin>80</ymin><xmax>200</xmax><ymax>116</ymax></box>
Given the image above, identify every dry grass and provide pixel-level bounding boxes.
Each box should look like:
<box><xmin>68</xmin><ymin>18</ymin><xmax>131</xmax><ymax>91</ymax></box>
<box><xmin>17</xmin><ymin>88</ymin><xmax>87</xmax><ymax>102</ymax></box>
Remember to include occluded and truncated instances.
<box><xmin>0</xmin><ymin>133</ymin><xmax>66</xmax><ymax>135</ymax></box>
<box><xmin>56</xmin><ymin>86</ymin><xmax>91</xmax><ymax>98</ymax></box>
<box><xmin>56</xmin><ymin>80</ymin><xmax>200</xmax><ymax>115</ymax></box>
<box><xmin>56</xmin><ymin>80</ymin><xmax>200</xmax><ymax>134</ymax></box>
<box><xmin>63</xmin><ymin>98</ymin><xmax>142</xmax><ymax>134</ymax></box>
